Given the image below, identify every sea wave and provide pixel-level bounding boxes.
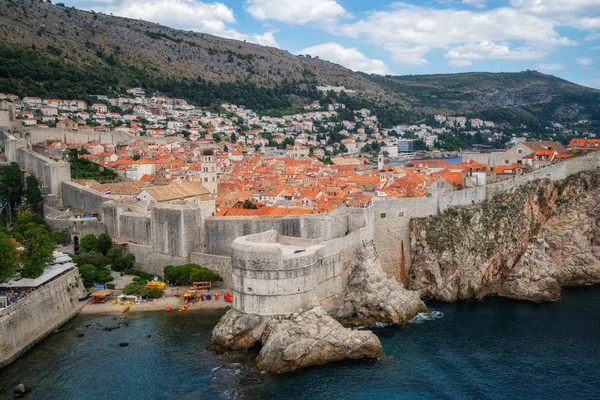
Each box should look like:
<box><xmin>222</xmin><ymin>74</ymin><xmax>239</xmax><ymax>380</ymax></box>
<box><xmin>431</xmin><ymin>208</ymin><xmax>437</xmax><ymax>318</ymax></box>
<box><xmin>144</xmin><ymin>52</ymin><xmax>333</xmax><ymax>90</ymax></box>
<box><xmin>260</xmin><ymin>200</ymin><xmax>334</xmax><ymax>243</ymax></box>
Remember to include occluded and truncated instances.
<box><xmin>410</xmin><ymin>310</ymin><xmax>444</xmax><ymax>324</ymax></box>
<box><xmin>354</xmin><ymin>322</ymin><xmax>394</xmax><ymax>330</ymax></box>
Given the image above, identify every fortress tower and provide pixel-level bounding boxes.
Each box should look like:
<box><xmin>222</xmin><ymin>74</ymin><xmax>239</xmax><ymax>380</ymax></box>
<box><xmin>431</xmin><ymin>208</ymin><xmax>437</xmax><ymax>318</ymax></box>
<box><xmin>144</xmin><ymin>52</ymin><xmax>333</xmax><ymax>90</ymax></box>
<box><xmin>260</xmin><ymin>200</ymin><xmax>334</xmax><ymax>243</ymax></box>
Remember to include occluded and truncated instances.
<box><xmin>200</xmin><ymin>148</ymin><xmax>218</xmax><ymax>194</ymax></box>
<box><xmin>0</xmin><ymin>101</ymin><xmax>16</xmax><ymax>127</ymax></box>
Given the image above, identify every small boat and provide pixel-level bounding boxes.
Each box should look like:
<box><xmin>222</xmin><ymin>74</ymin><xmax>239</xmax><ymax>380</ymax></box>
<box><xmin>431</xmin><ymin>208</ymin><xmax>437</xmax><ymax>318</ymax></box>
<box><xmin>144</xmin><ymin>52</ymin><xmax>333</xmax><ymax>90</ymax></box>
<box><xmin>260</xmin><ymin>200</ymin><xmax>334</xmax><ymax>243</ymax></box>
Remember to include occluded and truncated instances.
<box><xmin>165</xmin><ymin>305</ymin><xmax>171</xmax><ymax>312</ymax></box>
<box><xmin>122</xmin><ymin>306</ymin><xmax>130</xmax><ymax>313</ymax></box>
<box><xmin>112</xmin><ymin>299</ymin><xmax>118</xmax><ymax>305</ymax></box>
<box><xmin>178</xmin><ymin>304</ymin><xmax>190</xmax><ymax>312</ymax></box>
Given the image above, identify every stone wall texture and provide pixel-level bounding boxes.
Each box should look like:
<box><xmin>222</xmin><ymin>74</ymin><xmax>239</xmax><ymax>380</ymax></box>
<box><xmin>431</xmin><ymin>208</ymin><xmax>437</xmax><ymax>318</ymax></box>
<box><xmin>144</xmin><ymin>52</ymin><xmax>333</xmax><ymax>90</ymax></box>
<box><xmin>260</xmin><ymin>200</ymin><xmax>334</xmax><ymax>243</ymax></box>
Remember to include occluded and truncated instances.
<box><xmin>0</xmin><ymin>269</ymin><xmax>86</xmax><ymax>368</ymax></box>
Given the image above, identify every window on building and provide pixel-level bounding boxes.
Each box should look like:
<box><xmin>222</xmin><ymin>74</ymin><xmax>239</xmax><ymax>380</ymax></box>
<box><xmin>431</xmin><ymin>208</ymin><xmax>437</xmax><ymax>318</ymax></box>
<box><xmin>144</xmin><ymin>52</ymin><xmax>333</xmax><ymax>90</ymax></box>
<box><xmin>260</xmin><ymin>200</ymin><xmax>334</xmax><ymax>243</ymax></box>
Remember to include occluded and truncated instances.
<box><xmin>380</xmin><ymin>213</ymin><xmax>387</xmax><ymax>218</ymax></box>
<box><xmin>517</xmin><ymin>148</ymin><xmax>523</xmax><ymax>154</ymax></box>
<box><xmin>398</xmin><ymin>211</ymin><xmax>405</xmax><ymax>217</ymax></box>
<box><xmin>505</xmin><ymin>159</ymin><xmax>509</xmax><ymax>164</ymax></box>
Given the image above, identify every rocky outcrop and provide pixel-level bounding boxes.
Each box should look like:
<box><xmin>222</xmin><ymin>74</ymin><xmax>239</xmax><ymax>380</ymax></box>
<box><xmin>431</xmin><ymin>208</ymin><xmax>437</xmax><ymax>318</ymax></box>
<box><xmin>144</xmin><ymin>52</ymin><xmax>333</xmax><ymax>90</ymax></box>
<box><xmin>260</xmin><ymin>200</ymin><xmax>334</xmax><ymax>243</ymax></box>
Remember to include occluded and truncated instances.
<box><xmin>211</xmin><ymin>307</ymin><xmax>383</xmax><ymax>372</ymax></box>
<box><xmin>210</xmin><ymin>311</ymin><xmax>268</xmax><ymax>352</ymax></box>
<box><xmin>409</xmin><ymin>171</ymin><xmax>600</xmax><ymax>302</ymax></box>
<box><xmin>256</xmin><ymin>307</ymin><xmax>383</xmax><ymax>372</ymax></box>
<box><xmin>331</xmin><ymin>241</ymin><xmax>427</xmax><ymax>326</ymax></box>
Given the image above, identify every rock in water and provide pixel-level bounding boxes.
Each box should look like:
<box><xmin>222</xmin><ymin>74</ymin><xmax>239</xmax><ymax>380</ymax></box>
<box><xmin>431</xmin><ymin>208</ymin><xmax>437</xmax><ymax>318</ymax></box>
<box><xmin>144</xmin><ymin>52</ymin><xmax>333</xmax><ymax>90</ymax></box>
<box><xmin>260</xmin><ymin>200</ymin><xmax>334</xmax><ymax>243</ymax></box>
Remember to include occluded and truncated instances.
<box><xmin>211</xmin><ymin>307</ymin><xmax>384</xmax><ymax>372</ymax></box>
<box><xmin>331</xmin><ymin>241</ymin><xmax>427</xmax><ymax>326</ymax></box>
<box><xmin>14</xmin><ymin>384</ymin><xmax>31</xmax><ymax>398</ymax></box>
<box><xmin>210</xmin><ymin>310</ymin><xmax>268</xmax><ymax>352</ymax></box>
<box><xmin>256</xmin><ymin>307</ymin><xmax>383</xmax><ymax>372</ymax></box>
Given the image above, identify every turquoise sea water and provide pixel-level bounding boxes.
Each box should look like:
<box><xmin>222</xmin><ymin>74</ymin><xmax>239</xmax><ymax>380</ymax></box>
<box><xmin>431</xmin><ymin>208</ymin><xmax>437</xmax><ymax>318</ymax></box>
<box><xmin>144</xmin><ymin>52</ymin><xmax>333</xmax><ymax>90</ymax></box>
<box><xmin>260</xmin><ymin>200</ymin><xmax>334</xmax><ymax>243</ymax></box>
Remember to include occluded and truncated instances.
<box><xmin>1</xmin><ymin>286</ymin><xmax>599</xmax><ymax>399</ymax></box>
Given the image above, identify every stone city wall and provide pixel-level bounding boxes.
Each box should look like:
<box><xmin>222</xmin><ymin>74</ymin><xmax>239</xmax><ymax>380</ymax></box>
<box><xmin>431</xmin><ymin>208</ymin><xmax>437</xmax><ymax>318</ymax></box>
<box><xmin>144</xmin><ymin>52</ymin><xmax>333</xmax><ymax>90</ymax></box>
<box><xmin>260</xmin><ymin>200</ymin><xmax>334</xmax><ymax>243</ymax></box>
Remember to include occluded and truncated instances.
<box><xmin>1</xmin><ymin>131</ymin><xmax>71</xmax><ymax>197</ymax></box>
<box><xmin>13</xmin><ymin>127</ymin><xmax>182</xmax><ymax>146</ymax></box>
<box><xmin>231</xmin><ymin>231</ymin><xmax>324</xmax><ymax>315</ymax></box>
<box><xmin>62</xmin><ymin>181</ymin><xmax>110</xmax><ymax>217</ymax></box>
<box><xmin>205</xmin><ymin>212</ymin><xmax>349</xmax><ymax>257</ymax></box>
<box><xmin>372</xmin><ymin>151</ymin><xmax>600</xmax><ymax>283</ymax></box>
<box><xmin>0</xmin><ymin>269</ymin><xmax>86</xmax><ymax>368</ymax></box>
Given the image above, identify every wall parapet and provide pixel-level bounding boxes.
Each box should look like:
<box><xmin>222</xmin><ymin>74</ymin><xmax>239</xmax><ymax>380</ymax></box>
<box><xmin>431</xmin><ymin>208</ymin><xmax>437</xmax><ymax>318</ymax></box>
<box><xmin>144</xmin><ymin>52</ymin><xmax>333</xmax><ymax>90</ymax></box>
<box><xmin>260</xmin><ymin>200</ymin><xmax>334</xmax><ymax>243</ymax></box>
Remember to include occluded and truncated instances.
<box><xmin>0</xmin><ymin>268</ymin><xmax>86</xmax><ymax>368</ymax></box>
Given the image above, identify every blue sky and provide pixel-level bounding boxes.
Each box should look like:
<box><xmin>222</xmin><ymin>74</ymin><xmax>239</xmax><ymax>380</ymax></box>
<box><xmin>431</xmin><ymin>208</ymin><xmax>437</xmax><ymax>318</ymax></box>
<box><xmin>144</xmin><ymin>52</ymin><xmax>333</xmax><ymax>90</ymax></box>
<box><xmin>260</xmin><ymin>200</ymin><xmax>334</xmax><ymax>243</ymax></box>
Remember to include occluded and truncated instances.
<box><xmin>63</xmin><ymin>0</ymin><xmax>600</xmax><ymax>89</ymax></box>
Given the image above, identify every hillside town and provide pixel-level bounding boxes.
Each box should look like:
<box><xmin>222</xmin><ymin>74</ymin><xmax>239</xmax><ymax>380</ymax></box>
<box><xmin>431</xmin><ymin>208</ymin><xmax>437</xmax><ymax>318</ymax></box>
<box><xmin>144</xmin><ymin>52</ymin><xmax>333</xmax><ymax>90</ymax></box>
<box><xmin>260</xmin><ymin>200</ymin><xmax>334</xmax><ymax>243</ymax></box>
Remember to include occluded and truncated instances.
<box><xmin>0</xmin><ymin>90</ymin><xmax>597</xmax><ymax>217</ymax></box>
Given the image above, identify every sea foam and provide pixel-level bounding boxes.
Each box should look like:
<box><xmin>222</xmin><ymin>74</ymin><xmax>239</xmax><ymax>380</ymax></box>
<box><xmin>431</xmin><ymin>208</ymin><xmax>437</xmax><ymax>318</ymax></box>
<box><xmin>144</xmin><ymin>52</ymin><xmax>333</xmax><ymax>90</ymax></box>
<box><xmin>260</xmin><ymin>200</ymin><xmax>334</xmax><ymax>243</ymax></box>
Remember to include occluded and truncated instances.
<box><xmin>409</xmin><ymin>310</ymin><xmax>444</xmax><ymax>324</ymax></box>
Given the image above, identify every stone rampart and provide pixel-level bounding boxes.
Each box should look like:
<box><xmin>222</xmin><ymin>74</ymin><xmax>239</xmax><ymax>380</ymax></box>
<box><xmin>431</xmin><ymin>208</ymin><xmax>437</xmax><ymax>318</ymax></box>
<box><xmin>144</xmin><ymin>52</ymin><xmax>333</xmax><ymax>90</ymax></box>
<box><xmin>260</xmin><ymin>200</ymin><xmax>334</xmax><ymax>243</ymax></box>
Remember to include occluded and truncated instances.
<box><xmin>205</xmin><ymin>212</ymin><xmax>348</xmax><ymax>257</ymax></box>
<box><xmin>0</xmin><ymin>269</ymin><xmax>86</xmax><ymax>368</ymax></box>
<box><xmin>62</xmin><ymin>181</ymin><xmax>110</xmax><ymax>216</ymax></box>
<box><xmin>1</xmin><ymin>131</ymin><xmax>71</xmax><ymax>197</ymax></box>
<box><xmin>231</xmin><ymin>231</ymin><xmax>324</xmax><ymax>315</ymax></box>
<box><xmin>13</xmin><ymin>127</ymin><xmax>181</xmax><ymax>146</ymax></box>
<box><xmin>372</xmin><ymin>152</ymin><xmax>600</xmax><ymax>283</ymax></box>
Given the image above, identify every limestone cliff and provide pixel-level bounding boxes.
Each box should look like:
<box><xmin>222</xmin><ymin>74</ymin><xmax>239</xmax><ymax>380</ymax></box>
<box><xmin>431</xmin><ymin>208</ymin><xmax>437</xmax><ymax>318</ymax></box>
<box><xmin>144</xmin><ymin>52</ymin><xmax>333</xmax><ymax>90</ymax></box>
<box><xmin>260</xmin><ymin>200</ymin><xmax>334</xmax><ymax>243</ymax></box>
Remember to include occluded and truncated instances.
<box><xmin>331</xmin><ymin>241</ymin><xmax>427</xmax><ymax>326</ymax></box>
<box><xmin>211</xmin><ymin>307</ymin><xmax>383</xmax><ymax>372</ymax></box>
<box><xmin>409</xmin><ymin>171</ymin><xmax>600</xmax><ymax>302</ymax></box>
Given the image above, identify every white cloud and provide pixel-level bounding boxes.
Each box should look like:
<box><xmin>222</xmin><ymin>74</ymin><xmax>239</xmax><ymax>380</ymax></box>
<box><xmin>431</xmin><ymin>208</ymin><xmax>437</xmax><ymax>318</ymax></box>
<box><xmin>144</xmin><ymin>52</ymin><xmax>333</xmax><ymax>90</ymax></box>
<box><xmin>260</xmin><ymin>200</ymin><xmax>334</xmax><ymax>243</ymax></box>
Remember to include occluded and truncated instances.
<box><xmin>449</xmin><ymin>60</ymin><xmax>473</xmax><ymax>67</ymax></box>
<box><xmin>98</xmin><ymin>0</ymin><xmax>236</xmax><ymax>33</ymax></box>
<box><xmin>337</xmin><ymin>4</ymin><xmax>573</xmax><ymax>65</ymax></box>
<box><xmin>300</xmin><ymin>43</ymin><xmax>392</xmax><ymax>75</ymax></box>
<box><xmin>462</xmin><ymin>0</ymin><xmax>486</xmax><ymax>9</ymax></box>
<box><xmin>245</xmin><ymin>0</ymin><xmax>347</xmax><ymax>25</ymax></box>
<box><xmin>509</xmin><ymin>0</ymin><xmax>600</xmax><ymax>31</ymax></box>
<box><xmin>536</xmin><ymin>63</ymin><xmax>564</xmax><ymax>70</ymax></box>
<box><xmin>252</xmin><ymin>31</ymin><xmax>279</xmax><ymax>48</ymax></box>
<box><xmin>92</xmin><ymin>0</ymin><xmax>278</xmax><ymax>47</ymax></box>
<box><xmin>445</xmin><ymin>41</ymin><xmax>547</xmax><ymax>65</ymax></box>
<box><xmin>585</xmin><ymin>32</ymin><xmax>600</xmax><ymax>41</ymax></box>
<box><xmin>576</xmin><ymin>57</ymin><xmax>594</xmax><ymax>66</ymax></box>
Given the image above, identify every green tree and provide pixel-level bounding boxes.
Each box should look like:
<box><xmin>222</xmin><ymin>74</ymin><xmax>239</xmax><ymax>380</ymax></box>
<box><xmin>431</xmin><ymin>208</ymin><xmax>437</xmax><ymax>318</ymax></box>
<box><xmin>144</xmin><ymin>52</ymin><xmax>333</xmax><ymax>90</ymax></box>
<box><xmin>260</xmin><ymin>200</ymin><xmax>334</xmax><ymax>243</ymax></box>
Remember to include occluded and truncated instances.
<box><xmin>242</xmin><ymin>199</ymin><xmax>258</xmax><ymax>209</ymax></box>
<box><xmin>163</xmin><ymin>263</ymin><xmax>222</xmax><ymax>283</ymax></box>
<box><xmin>78</xmin><ymin>264</ymin><xmax>96</xmax><ymax>287</ymax></box>
<box><xmin>123</xmin><ymin>283</ymin><xmax>148</xmax><ymax>297</ymax></box>
<box><xmin>51</xmin><ymin>230</ymin><xmax>70</xmax><ymax>245</ymax></box>
<box><xmin>21</xmin><ymin>225</ymin><xmax>56</xmax><ymax>278</ymax></box>
<box><xmin>79</xmin><ymin>234</ymin><xmax>97</xmax><ymax>254</ymax></box>
<box><xmin>106</xmin><ymin>247</ymin><xmax>122</xmax><ymax>263</ymax></box>
<box><xmin>0</xmin><ymin>229</ymin><xmax>18</xmax><ymax>282</ymax></box>
<box><xmin>189</xmin><ymin>267</ymin><xmax>223</xmax><ymax>282</ymax></box>
<box><xmin>25</xmin><ymin>175</ymin><xmax>44</xmax><ymax>215</ymax></box>
<box><xmin>0</xmin><ymin>163</ymin><xmax>24</xmax><ymax>224</ymax></box>
<box><xmin>113</xmin><ymin>256</ymin><xmax>132</xmax><ymax>272</ymax></box>
<box><xmin>96</xmin><ymin>233</ymin><xmax>113</xmax><ymax>255</ymax></box>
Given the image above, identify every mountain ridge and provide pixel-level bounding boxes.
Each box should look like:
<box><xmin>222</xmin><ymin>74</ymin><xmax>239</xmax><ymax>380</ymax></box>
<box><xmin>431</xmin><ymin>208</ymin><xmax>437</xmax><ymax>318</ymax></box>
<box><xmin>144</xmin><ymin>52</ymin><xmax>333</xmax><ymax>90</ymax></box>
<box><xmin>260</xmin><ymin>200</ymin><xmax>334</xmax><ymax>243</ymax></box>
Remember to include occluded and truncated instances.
<box><xmin>1</xmin><ymin>0</ymin><xmax>599</xmax><ymax>128</ymax></box>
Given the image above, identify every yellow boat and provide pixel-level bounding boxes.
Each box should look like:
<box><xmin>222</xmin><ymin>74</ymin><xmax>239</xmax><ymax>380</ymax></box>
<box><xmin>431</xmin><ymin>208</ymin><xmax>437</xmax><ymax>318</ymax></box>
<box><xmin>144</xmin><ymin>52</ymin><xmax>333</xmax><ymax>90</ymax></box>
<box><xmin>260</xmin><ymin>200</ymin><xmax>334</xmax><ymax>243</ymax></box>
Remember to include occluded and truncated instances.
<box><xmin>146</xmin><ymin>281</ymin><xmax>166</xmax><ymax>290</ymax></box>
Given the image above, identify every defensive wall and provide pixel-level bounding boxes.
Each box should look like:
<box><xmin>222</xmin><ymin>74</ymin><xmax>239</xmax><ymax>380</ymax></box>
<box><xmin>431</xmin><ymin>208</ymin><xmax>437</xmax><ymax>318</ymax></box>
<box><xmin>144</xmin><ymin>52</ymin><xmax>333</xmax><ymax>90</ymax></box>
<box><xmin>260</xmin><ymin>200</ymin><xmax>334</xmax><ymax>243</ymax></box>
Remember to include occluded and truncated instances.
<box><xmin>372</xmin><ymin>151</ymin><xmax>600</xmax><ymax>282</ymax></box>
<box><xmin>43</xmin><ymin>151</ymin><xmax>600</xmax><ymax>293</ymax></box>
<box><xmin>9</xmin><ymin>127</ymin><xmax>182</xmax><ymax>146</ymax></box>
<box><xmin>0</xmin><ymin>269</ymin><xmax>86</xmax><ymax>368</ymax></box>
<box><xmin>6</xmin><ymin>121</ymin><xmax>599</xmax><ymax>300</ymax></box>
<box><xmin>0</xmin><ymin>131</ymin><xmax>71</xmax><ymax>197</ymax></box>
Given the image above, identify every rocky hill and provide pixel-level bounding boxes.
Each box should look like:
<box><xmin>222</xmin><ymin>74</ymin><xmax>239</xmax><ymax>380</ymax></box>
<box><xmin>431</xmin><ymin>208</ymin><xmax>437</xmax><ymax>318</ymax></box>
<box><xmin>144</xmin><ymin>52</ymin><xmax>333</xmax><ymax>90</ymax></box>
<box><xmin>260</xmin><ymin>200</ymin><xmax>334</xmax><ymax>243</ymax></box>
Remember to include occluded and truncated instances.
<box><xmin>368</xmin><ymin>72</ymin><xmax>600</xmax><ymax>125</ymax></box>
<box><xmin>0</xmin><ymin>0</ymin><xmax>599</xmax><ymax>125</ymax></box>
<box><xmin>409</xmin><ymin>171</ymin><xmax>600</xmax><ymax>302</ymax></box>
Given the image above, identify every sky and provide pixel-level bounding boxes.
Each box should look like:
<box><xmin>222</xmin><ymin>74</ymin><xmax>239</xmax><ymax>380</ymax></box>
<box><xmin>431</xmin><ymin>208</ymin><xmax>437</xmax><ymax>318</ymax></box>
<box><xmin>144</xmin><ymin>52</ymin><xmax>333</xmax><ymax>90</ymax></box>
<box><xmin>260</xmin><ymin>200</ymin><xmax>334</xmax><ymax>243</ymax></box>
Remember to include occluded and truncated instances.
<box><xmin>62</xmin><ymin>0</ymin><xmax>600</xmax><ymax>89</ymax></box>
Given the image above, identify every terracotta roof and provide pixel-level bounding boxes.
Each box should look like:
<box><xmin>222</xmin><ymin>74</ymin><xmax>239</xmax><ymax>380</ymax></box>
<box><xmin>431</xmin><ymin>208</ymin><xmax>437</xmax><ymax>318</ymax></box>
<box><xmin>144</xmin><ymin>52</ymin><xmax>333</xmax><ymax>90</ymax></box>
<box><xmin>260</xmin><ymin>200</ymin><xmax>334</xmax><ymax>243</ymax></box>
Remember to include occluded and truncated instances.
<box><xmin>141</xmin><ymin>181</ymin><xmax>209</xmax><ymax>201</ymax></box>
